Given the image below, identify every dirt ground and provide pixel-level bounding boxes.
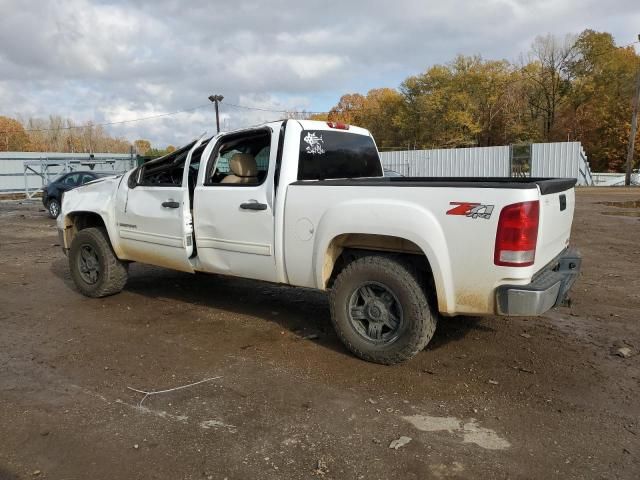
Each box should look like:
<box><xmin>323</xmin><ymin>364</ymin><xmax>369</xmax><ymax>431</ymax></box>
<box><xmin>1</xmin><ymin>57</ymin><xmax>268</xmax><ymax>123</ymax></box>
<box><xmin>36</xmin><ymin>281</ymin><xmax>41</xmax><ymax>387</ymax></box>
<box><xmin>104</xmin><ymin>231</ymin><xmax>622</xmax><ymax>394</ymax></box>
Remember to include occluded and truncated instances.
<box><xmin>0</xmin><ymin>188</ymin><xmax>638</xmax><ymax>480</ymax></box>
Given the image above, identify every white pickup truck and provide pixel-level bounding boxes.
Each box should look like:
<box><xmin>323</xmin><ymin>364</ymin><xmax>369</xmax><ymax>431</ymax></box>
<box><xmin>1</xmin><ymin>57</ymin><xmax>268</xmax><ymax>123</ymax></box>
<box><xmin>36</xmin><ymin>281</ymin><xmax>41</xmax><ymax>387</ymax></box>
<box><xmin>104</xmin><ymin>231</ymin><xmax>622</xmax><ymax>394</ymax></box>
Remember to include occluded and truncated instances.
<box><xmin>58</xmin><ymin>120</ymin><xmax>581</xmax><ymax>364</ymax></box>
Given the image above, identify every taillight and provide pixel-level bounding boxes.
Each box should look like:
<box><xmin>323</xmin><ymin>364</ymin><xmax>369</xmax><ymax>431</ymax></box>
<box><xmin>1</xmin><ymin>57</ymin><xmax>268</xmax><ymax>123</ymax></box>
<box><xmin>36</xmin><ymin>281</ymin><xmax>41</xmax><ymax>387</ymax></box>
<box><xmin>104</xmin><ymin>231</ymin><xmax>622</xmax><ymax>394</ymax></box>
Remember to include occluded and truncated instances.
<box><xmin>326</xmin><ymin>121</ymin><xmax>349</xmax><ymax>130</ymax></box>
<box><xmin>494</xmin><ymin>201</ymin><xmax>539</xmax><ymax>267</ymax></box>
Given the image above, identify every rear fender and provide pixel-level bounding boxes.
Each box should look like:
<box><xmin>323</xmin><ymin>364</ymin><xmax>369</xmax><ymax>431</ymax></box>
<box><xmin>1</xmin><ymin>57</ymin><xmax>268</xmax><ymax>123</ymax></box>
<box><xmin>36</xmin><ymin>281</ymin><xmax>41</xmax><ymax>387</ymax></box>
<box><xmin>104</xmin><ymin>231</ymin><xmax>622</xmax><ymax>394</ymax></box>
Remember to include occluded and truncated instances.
<box><xmin>313</xmin><ymin>199</ymin><xmax>455</xmax><ymax>313</ymax></box>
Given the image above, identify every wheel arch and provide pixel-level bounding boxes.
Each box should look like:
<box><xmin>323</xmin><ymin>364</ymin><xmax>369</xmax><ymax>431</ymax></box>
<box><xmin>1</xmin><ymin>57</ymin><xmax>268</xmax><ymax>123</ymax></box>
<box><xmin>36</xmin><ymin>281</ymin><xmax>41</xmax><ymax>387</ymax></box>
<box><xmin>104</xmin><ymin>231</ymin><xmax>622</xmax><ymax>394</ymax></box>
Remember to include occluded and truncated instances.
<box><xmin>320</xmin><ymin>232</ymin><xmax>447</xmax><ymax>313</ymax></box>
<box><xmin>61</xmin><ymin>211</ymin><xmax>112</xmax><ymax>251</ymax></box>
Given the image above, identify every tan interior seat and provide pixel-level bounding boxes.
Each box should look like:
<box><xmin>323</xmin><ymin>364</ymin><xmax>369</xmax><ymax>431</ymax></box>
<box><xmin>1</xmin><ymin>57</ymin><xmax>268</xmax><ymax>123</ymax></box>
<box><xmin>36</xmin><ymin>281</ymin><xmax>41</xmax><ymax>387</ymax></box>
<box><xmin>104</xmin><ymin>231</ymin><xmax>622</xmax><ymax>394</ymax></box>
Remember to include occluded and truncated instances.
<box><xmin>221</xmin><ymin>153</ymin><xmax>258</xmax><ymax>184</ymax></box>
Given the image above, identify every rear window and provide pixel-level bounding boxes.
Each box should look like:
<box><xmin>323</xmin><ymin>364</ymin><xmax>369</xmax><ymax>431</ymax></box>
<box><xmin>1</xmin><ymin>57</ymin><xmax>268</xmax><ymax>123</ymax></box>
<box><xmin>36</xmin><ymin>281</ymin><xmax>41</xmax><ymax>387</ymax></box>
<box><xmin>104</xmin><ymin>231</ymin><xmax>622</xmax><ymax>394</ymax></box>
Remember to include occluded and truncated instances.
<box><xmin>297</xmin><ymin>130</ymin><xmax>382</xmax><ymax>180</ymax></box>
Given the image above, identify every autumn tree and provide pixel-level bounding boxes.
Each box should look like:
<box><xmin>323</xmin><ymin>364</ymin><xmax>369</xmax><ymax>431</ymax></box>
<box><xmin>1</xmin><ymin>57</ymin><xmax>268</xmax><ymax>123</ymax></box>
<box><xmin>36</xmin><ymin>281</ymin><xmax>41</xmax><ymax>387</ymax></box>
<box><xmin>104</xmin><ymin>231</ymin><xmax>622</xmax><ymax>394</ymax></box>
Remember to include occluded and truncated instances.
<box><xmin>18</xmin><ymin>116</ymin><xmax>131</xmax><ymax>153</ymax></box>
<box><xmin>134</xmin><ymin>139</ymin><xmax>151</xmax><ymax>155</ymax></box>
<box><xmin>0</xmin><ymin>116</ymin><xmax>30</xmax><ymax>151</ymax></box>
<box><xmin>560</xmin><ymin>30</ymin><xmax>640</xmax><ymax>170</ymax></box>
<box><xmin>327</xmin><ymin>93</ymin><xmax>366</xmax><ymax>125</ymax></box>
<box><xmin>320</xmin><ymin>30</ymin><xmax>638</xmax><ymax>171</ymax></box>
<box><xmin>398</xmin><ymin>56</ymin><xmax>526</xmax><ymax>148</ymax></box>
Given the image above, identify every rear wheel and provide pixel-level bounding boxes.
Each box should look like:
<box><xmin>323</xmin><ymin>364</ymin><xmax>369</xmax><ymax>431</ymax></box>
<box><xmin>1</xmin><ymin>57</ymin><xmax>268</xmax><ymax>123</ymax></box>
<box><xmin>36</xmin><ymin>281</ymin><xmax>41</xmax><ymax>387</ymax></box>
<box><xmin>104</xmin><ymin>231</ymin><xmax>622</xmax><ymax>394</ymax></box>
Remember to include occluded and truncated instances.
<box><xmin>69</xmin><ymin>227</ymin><xmax>128</xmax><ymax>298</ymax></box>
<box><xmin>329</xmin><ymin>255</ymin><xmax>436</xmax><ymax>365</ymax></box>
<box><xmin>47</xmin><ymin>198</ymin><xmax>60</xmax><ymax>218</ymax></box>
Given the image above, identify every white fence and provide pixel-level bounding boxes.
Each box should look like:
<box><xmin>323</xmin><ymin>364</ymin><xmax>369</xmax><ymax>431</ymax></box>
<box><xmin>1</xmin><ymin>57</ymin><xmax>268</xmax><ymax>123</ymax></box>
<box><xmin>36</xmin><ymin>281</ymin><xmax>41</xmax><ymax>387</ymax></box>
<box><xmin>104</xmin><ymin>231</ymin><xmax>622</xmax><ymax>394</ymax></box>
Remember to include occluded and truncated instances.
<box><xmin>0</xmin><ymin>152</ymin><xmax>136</xmax><ymax>194</ymax></box>
<box><xmin>592</xmin><ymin>172</ymin><xmax>640</xmax><ymax>186</ymax></box>
<box><xmin>380</xmin><ymin>146</ymin><xmax>510</xmax><ymax>178</ymax></box>
<box><xmin>380</xmin><ymin>142</ymin><xmax>595</xmax><ymax>186</ymax></box>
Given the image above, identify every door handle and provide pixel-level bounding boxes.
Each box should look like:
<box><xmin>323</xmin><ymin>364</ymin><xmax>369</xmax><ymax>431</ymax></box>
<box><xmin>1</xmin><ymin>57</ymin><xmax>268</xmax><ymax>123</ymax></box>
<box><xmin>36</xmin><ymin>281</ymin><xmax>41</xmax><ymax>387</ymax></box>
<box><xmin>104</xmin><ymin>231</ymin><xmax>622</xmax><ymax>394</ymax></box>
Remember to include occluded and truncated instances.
<box><xmin>162</xmin><ymin>201</ymin><xmax>180</xmax><ymax>208</ymax></box>
<box><xmin>240</xmin><ymin>200</ymin><xmax>268</xmax><ymax>211</ymax></box>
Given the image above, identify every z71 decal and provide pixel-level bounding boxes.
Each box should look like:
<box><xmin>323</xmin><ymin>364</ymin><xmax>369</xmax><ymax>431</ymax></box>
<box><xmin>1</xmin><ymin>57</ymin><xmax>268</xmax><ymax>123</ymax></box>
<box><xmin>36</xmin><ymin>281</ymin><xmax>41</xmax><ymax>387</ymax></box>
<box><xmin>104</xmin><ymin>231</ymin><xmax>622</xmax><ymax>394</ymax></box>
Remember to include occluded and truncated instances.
<box><xmin>446</xmin><ymin>202</ymin><xmax>494</xmax><ymax>219</ymax></box>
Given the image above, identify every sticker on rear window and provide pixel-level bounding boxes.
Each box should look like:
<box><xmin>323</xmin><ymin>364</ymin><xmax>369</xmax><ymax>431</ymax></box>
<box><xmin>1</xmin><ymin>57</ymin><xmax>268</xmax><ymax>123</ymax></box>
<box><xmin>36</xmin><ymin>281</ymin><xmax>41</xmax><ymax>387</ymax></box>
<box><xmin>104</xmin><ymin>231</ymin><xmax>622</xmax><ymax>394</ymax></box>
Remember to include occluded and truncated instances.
<box><xmin>303</xmin><ymin>132</ymin><xmax>325</xmax><ymax>155</ymax></box>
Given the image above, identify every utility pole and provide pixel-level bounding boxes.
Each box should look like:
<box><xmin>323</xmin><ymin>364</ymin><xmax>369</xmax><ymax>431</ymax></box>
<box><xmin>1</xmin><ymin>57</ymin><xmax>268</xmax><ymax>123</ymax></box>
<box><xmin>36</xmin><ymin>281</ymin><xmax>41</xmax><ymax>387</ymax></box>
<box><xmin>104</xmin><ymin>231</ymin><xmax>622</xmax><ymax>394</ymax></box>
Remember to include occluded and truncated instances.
<box><xmin>625</xmin><ymin>35</ymin><xmax>640</xmax><ymax>186</ymax></box>
<box><xmin>208</xmin><ymin>94</ymin><xmax>224</xmax><ymax>134</ymax></box>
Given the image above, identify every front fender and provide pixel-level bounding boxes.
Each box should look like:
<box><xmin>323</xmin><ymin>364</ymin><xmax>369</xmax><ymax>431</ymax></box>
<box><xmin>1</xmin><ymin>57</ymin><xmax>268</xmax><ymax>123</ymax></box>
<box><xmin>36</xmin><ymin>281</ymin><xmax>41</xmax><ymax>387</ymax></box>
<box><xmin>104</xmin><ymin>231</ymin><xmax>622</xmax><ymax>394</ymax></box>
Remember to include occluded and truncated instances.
<box><xmin>58</xmin><ymin>174</ymin><xmax>125</xmax><ymax>258</ymax></box>
<box><xmin>312</xmin><ymin>199</ymin><xmax>454</xmax><ymax>313</ymax></box>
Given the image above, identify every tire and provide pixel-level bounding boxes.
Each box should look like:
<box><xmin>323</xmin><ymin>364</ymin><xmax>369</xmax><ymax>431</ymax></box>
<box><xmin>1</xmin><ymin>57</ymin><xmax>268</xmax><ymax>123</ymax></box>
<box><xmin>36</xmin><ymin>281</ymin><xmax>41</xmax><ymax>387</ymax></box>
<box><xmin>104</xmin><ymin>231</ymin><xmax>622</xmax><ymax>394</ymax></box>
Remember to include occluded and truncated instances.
<box><xmin>47</xmin><ymin>198</ymin><xmax>60</xmax><ymax>218</ymax></box>
<box><xmin>329</xmin><ymin>255</ymin><xmax>436</xmax><ymax>365</ymax></box>
<box><xmin>68</xmin><ymin>227</ymin><xmax>128</xmax><ymax>298</ymax></box>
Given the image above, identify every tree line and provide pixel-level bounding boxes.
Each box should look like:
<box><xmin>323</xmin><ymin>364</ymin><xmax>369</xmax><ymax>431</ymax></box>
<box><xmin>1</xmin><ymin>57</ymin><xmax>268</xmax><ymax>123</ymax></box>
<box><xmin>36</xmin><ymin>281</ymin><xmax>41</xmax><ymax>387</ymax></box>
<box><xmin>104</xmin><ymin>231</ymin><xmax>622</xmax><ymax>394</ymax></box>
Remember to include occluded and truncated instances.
<box><xmin>0</xmin><ymin>115</ymin><xmax>175</xmax><ymax>157</ymax></box>
<box><xmin>0</xmin><ymin>115</ymin><xmax>133</xmax><ymax>154</ymax></box>
<box><xmin>312</xmin><ymin>30</ymin><xmax>640</xmax><ymax>172</ymax></box>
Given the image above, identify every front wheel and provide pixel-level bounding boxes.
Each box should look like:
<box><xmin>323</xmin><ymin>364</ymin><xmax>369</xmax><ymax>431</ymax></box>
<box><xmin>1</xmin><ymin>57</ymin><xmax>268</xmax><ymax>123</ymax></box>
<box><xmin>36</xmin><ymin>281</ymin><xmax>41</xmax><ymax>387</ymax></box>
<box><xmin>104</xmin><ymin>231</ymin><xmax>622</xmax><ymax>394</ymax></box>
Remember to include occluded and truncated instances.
<box><xmin>47</xmin><ymin>198</ymin><xmax>60</xmax><ymax>218</ymax></box>
<box><xmin>68</xmin><ymin>227</ymin><xmax>128</xmax><ymax>298</ymax></box>
<box><xmin>329</xmin><ymin>255</ymin><xmax>436</xmax><ymax>365</ymax></box>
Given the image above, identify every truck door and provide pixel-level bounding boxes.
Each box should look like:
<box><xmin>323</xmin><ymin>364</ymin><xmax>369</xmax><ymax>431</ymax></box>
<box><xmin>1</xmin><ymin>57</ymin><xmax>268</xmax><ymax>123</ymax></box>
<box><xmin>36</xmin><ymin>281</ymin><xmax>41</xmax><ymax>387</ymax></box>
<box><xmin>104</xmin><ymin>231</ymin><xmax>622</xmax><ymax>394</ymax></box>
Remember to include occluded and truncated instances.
<box><xmin>193</xmin><ymin>127</ymin><xmax>279</xmax><ymax>282</ymax></box>
<box><xmin>116</xmin><ymin>137</ymin><xmax>205</xmax><ymax>272</ymax></box>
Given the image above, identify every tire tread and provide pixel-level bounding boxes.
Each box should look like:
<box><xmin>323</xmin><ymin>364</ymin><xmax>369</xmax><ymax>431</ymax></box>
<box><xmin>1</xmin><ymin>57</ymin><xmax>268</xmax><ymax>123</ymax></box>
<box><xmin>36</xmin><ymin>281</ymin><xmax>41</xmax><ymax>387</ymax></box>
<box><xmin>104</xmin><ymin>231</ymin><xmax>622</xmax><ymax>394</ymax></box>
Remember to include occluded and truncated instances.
<box><xmin>329</xmin><ymin>254</ymin><xmax>436</xmax><ymax>365</ymax></box>
<box><xmin>69</xmin><ymin>227</ymin><xmax>127</xmax><ymax>298</ymax></box>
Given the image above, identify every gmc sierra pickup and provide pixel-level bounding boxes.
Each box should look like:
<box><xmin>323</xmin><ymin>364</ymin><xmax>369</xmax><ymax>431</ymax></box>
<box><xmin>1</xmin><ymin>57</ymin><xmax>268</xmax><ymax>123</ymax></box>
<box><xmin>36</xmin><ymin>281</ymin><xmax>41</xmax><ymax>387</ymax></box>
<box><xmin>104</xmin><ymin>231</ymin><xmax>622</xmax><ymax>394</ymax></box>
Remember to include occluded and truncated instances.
<box><xmin>57</xmin><ymin>120</ymin><xmax>581</xmax><ymax>364</ymax></box>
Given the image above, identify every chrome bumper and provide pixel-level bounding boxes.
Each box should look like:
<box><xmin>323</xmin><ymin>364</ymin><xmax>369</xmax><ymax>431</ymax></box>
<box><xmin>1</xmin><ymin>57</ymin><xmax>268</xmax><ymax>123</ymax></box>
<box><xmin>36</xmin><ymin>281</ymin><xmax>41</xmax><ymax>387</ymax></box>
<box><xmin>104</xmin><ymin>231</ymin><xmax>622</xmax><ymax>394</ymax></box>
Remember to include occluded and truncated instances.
<box><xmin>496</xmin><ymin>248</ymin><xmax>581</xmax><ymax>316</ymax></box>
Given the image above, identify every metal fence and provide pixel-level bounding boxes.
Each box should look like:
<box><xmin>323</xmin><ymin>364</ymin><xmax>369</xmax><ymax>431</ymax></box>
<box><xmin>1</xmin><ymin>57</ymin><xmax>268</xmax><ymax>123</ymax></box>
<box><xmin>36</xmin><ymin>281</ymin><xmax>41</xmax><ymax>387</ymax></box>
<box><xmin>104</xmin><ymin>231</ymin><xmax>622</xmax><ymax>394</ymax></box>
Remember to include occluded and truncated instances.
<box><xmin>381</xmin><ymin>146</ymin><xmax>510</xmax><ymax>177</ymax></box>
<box><xmin>380</xmin><ymin>141</ymin><xmax>595</xmax><ymax>186</ymax></box>
<box><xmin>530</xmin><ymin>142</ymin><xmax>593</xmax><ymax>186</ymax></box>
<box><xmin>0</xmin><ymin>152</ymin><xmax>136</xmax><ymax>194</ymax></box>
<box><xmin>592</xmin><ymin>172</ymin><xmax>640</xmax><ymax>186</ymax></box>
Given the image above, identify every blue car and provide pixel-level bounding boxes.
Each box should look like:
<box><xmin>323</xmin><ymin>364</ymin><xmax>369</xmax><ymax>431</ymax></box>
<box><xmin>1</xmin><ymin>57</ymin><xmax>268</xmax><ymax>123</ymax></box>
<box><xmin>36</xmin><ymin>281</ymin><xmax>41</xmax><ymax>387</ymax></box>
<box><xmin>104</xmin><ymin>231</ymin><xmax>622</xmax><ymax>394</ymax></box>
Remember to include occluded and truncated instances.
<box><xmin>42</xmin><ymin>171</ymin><xmax>112</xmax><ymax>218</ymax></box>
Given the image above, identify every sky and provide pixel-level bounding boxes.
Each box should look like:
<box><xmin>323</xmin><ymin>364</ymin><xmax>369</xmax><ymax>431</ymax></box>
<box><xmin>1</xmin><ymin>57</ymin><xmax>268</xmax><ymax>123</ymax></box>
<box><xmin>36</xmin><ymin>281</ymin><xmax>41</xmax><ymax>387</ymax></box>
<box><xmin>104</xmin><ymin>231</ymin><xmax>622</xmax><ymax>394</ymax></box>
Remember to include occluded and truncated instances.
<box><xmin>0</xmin><ymin>0</ymin><xmax>639</xmax><ymax>147</ymax></box>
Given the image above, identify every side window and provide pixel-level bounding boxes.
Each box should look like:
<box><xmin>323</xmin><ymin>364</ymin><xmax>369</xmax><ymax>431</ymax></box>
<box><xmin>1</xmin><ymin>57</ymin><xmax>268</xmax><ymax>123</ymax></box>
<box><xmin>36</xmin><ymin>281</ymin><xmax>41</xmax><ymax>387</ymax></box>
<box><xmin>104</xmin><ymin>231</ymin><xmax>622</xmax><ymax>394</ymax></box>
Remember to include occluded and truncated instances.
<box><xmin>80</xmin><ymin>174</ymin><xmax>94</xmax><ymax>185</ymax></box>
<box><xmin>64</xmin><ymin>173</ymin><xmax>80</xmax><ymax>186</ymax></box>
<box><xmin>139</xmin><ymin>141</ymin><xmax>196</xmax><ymax>186</ymax></box>
<box><xmin>207</xmin><ymin>131</ymin><xmax>271</xmax><ymax>185</ymax></box>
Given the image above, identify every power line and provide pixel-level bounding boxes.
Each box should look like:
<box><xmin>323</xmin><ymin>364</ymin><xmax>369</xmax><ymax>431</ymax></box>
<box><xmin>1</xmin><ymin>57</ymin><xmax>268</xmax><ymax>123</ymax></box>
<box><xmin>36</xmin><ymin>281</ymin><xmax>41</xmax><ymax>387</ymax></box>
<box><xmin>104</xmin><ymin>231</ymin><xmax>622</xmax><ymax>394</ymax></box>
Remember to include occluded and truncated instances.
<box><xmin>223</xmin><ymin>101</ymin><xmax>331</xmax><ymax>115</ymax></box>
<box><xmin>0</xmin><ymin>102</ymin><xmax>214</xmax><ymax>135</ymax></box>
<box><xmin>0</xmin><ymin>101</ymin><xmax>332</xmax><ymax>135</ymax></box>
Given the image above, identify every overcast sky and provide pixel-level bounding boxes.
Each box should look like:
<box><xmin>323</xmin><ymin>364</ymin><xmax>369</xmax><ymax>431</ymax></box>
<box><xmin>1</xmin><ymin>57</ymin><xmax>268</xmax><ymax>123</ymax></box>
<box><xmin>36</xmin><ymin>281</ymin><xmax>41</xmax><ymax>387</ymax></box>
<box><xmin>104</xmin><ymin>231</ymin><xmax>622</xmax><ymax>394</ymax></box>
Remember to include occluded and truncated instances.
<box><xmin>0</xmin><ymin>0</ymin><xmax>639</xmax><ymax>147</ymax></box>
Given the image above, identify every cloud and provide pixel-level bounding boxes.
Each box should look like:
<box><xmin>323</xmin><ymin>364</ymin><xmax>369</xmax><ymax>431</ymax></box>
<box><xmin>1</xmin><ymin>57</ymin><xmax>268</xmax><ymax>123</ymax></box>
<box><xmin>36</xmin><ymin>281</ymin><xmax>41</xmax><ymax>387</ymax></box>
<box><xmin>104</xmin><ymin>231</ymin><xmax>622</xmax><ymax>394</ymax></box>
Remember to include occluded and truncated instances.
<box><xmin>0</xmin><ymin>0</ymin><xmax>638</xmax><ymax>146</ymax></box>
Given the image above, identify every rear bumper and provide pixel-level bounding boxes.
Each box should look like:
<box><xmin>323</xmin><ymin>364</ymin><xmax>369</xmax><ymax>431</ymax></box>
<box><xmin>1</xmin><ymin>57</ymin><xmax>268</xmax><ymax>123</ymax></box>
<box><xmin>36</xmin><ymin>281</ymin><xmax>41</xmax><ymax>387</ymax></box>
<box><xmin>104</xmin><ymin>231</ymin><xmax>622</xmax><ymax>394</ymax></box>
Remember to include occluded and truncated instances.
<box><xmin>495</xmin><ymin>248</ymin><xmax>581</xmax><ymax>316</ymax></box>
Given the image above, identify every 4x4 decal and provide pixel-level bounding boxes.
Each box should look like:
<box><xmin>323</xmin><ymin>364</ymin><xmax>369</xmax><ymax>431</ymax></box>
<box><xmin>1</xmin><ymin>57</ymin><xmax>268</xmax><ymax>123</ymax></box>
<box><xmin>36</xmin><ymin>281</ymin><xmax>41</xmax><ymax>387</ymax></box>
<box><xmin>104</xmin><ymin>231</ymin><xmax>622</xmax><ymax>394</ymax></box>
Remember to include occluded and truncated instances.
<box><xmin>446</xmin><ymin>202</ymin><xmax>494</xmax><ymax>219</ymax></box>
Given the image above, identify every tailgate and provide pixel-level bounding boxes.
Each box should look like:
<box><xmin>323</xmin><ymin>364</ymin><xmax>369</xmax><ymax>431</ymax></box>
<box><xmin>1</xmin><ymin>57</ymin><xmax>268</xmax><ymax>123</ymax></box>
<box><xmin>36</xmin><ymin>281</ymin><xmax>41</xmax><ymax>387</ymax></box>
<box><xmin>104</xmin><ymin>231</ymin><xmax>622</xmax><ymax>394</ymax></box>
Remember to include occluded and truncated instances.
<box><xmin>535</xmin><ymin>180</ymin><xmax>576</xmax><ymax>269</ymax></box>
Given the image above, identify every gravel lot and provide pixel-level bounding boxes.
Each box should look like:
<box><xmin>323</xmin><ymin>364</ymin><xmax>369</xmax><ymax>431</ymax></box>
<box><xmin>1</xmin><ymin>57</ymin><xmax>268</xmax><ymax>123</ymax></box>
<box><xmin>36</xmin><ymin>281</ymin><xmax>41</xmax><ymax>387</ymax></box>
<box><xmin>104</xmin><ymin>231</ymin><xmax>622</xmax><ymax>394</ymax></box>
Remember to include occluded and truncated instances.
<box><xmin>0</xmin><ymin>188</ymin><xmax>639</xmax><ymax>479</ymax></box>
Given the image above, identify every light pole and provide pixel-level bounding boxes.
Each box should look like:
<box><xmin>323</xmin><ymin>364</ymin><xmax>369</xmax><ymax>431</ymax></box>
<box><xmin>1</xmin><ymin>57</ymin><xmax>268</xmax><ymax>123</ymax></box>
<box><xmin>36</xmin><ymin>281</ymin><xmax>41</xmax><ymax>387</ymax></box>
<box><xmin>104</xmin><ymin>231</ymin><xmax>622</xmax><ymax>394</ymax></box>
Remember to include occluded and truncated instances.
<box><xmin>208</xmin><ymin>95</ymin><xmax>224</xmax><ymax>134</ymax></box>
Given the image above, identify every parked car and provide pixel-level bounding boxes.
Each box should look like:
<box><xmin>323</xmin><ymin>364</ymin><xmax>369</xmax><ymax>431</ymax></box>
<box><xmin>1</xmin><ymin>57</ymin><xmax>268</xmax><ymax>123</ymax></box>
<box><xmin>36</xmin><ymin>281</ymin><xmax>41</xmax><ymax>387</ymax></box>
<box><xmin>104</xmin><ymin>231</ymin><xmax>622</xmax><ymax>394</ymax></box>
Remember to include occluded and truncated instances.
<box><xmin>42</xmin><ymin>171</ymin><xmax>113</xmax><ymax>218</ymax></box>
<box><xmin>56</xmin><ymin>120</ymin><xmax>581</xmax><ymax>364</ymax></box>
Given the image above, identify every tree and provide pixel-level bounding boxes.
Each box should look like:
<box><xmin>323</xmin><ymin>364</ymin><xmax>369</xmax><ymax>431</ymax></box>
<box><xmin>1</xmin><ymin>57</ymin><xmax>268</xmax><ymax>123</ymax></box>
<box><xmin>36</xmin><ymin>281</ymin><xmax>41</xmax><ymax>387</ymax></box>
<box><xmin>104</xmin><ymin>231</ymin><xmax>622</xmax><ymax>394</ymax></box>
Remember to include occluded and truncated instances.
<box><xmin>398</xmin><ymin>56</ymin><xmax>524</xmax><ymax>149</ymax></box>
<box><xmin>0</xmin><ymin>116</ymin><xmax>30</xmax><ymax>151</ymax></box>
<box><xmin>327</xmin><ymin>93</ymin><xmax>366</xmax><ymax>124</ymax></box>
<box><xmin>134</xmin><ymin>139</ymin><xmax>151</xmax><ymax>156</ymax></box>
<box><xmin>560</xmin><ymin>30</ymin><xmax>640</xmax><ymax>170</ymax></box>
<box><xmin>523</xmin><ymin>34</ymin><xmax>578</xmax><ymax>141</ymax></box>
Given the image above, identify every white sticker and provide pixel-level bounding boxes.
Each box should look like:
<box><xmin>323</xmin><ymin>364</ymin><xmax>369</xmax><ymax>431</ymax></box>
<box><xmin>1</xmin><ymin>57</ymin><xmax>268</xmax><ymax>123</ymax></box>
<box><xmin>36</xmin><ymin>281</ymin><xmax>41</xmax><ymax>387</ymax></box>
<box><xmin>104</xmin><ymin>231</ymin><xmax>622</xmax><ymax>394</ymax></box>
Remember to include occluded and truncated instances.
<box><xmin>303</xmin><ymin>132</ymin><xmax>325</xmax><ymax>155</ymax></box>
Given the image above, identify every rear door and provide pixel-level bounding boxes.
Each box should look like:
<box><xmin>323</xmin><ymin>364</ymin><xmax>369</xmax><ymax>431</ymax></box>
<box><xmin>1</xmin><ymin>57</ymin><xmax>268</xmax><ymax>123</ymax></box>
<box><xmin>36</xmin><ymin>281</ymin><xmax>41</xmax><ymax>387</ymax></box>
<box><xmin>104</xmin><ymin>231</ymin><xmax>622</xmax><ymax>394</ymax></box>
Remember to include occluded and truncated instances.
<box><xmin>116</xmin><ymin>139</ymin><xmax>203</xmax><ymax>272</ymax></box>
<box><xmin>193</xmin><ymin>127</ymin><xmax>279</xmax><ymax>282</ymax></box>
